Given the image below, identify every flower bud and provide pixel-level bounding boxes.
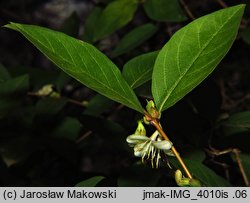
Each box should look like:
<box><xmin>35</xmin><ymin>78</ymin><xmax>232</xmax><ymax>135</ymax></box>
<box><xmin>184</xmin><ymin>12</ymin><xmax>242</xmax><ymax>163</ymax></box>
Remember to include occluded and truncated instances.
<box><xmin>134</xmin><ymin>120</ymin><xmax>146</xmax><ymax>136</ymax></box>
<box><xmin>175</xmin><ymin>170</ymin><xmax>201</xmax><ymax>187</ymax></box>
<box><xmin>146</xmin><ymin>100</ymin><xmax>161</xmax><ymax>119</ymax></box>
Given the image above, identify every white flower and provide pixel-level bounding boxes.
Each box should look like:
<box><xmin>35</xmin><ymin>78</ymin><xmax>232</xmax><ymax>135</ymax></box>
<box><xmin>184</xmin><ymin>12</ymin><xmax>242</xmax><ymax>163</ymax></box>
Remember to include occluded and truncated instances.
<box><xmin>126</xmin><ymin>130</ymin><xmax>174</xmax><ymax>168</ymax></box>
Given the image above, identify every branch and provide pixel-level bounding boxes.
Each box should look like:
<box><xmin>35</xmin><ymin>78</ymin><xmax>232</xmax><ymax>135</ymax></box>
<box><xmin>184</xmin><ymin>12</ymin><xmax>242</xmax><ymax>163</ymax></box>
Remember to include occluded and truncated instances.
<box><xmin>207</xmin><ymin>146</ymin><xmax>249</xmax><ymax>186</ymax></box>
<box><xmin>145</xmin><ymin>112</ymin><xmax>193</xmax><ymax>179</ymax></box>
<box><xmin>180</xmin><ymin>0</ymin><xmax>195</xmax><ymax>20</ymax></box>
<box><xmin>232</xmin><ymin>149</ymin><xmax>250</xmax><ymax>187</ymax></box>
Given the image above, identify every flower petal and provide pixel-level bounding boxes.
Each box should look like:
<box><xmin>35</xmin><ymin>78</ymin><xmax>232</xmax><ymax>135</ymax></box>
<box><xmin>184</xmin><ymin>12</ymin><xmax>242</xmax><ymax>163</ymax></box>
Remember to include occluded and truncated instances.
<box><xmin>152</xmin><ymin>140</ymin><xmax>172</xmax><ymax>150</ymax></box>
<box><xmin>134</xmin><ymin>141</ymin><xmax>150</xmax><ymax>157</ymax></box>
<box><xmin>126</xmin><ymin>134</ymin><xmax>149</xmax><ymax>145</ymax></box>
<box><xmin>164</xmin><ymin>149</ymin><xmax>175</xmax><ymax>156</ymax></box>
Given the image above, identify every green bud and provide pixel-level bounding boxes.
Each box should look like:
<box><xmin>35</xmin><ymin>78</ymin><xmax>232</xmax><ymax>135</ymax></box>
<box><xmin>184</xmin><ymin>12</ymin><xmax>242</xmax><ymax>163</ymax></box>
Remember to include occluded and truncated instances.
<box><xmin>134</xmin><ymin>120</ymin><xmax>146</xmax><ymax>136</ymax></box>
<box><xmin>175</xmin><ymin>170</ymin><xmax>183</xmax><ymax>183</ymax></box>
<box><xmin>175</xmin><ymin>170</ymin><xmax>201</xmax><ymax>187</ymax></box>
<box><xmin>146</xmin><ymin>100</ymin><xmax>161</xmax><ymax>119</ymax></box>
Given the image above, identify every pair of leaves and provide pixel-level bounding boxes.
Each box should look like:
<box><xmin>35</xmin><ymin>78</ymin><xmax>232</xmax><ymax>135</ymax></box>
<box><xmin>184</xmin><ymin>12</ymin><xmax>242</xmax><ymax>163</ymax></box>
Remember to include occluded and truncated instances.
<box><xmin>4</xmin><ymin>5</ymin><xmax>245</xmax><ymax>114</ymax></box>
<box><xmin>83</xmin><ymin>0</ymin><xmax>185</xmax><ymax>43</ymax></box>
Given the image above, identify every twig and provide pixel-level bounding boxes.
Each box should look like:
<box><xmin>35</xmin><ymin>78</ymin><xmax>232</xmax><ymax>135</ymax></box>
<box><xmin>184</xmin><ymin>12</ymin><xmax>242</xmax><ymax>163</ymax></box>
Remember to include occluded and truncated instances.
<box><xmin>215</xmin><ymin>0</ymin><xmax>227</xmax><ymax>8</ymax></box>
<box><xmin>27</xmin><ymin>92</ymin><xmax>86</xmax><ymax>107</ymax></box>
<box><xmin>206</xmin><ymin>146</ymin><xmax>250</xmax><ymax>186</ymax></box>
<box><xmin>179</xmin><ymin>0</ymin><xmax>195</xmax><ymax>20</ymax></box>
<box><xmin>232</xmin><ymin>149</ymin><xmax>250</xmax><ymax>186</ymax></box>
<box><xmin>67</xmin><ymin>98</ymin><xmax>86</xmax><ymax>107</ymax></box>
<box><xmin>145</xmin><ymin>112</ymin><xmax>193</xmax><ymax>179</ymax></box>
<box><xmin>77</xmin><ymin>130</ymin><xmax>92</xmax><ymax>143</ymax></box>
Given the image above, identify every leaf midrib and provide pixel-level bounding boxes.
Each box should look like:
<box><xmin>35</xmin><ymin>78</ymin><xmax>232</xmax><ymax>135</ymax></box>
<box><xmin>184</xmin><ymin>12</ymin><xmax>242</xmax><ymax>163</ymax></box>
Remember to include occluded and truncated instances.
<box><xmin>158</xmin><ymin>8</ymin><xmax>240</xmax><ymax>112</ymax></box>
<box><xmin>130</xmin><ymin>67</ymin><xmax>152</xmax><ymax>88</ymax></box>
<box><xmin>16</xmin><ymin>25</ymin><xmax>142</xmax><ymax>111</ymax></box>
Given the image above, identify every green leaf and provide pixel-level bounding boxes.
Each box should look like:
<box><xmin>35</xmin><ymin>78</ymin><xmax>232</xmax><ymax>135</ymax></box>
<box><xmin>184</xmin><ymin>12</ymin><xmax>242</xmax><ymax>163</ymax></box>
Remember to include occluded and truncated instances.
<box><xmin>242</xmin><ymin>26</ymin><xmax>250</xmax><ymax>45</ymax></box>
<box><xmin>52</xmin><ymin>117</ymin><xmax>82</xmax><ymax>141</ymax></box>
<box><xmin>78</xmin><ymin>114</ymin><xmax>127</xmax><ymax>137</ymax></box>
<box><xmin>75</xmin><ymin>176</ymin><xmax>105</xmax><ymax>187</ymax></box>
<box><xmin>223</xmin><ymin>111</ymin><xmax>250</xmax><ymax>128</ymax></box>
<box><xmin>112</xmin><ymin>23</ymin><xmax>158</xmax><ymax>57</ymax></box>
<box><xmin>84</xmin><ymin>94</ymin><xmax>114</xmax><ymax>116</ymax></box>
<box><xmin>0</xmin><ymin>64</ymin><xmax>11</xmax><ymax>82</ymax></box>
<box><xmin>93</xmin><ymin>0</ymin><xmax>139</xmax><ymax>41</ymax></box>
<box><xmin>0</xmin><ymin>74</ymin><xmax>29</xmax><ymax>97</ymax></box>
<box><xmin>222</xmin><ymin>111</ymin><xmax>250</xmax><ymax>136</ymax></box>
<box><xmin>5</xmin><ymin>23</ymin><xmax>144</xmax><ymax>113</ymax></box>
<box><xmin>0</xmin><ymin>74</ymin><xmax>29</xmax><ymax>119</ymax></box>
<box><xmin>170</xmin><ymin>151</ymin><xmax>231</xmax><ymax>186</ymax></box>
<box><xmin>35</xmin><ymin>98</ymin><xmax>67</xmax><ymax>116</ymax></box>
<box><xmin>54</xmin><ymin>71</ymin><xmax>71</xmax><ymax>91</ymax></box>
<box><xmin>143</xmin><ymin>0</ymin><xmax>187</xmax><ymax>22</ymax></box>
<box><xmin>82</xmin><ymin>7</ymin><xmax>103</xmax><ymax>43</ymax></box>
<box><xmin>152</xmin><ymin>5</ymin><xmax>245</xmax><ymax>112</ymax></box>
<box><xmin>123</xmin><ymin>51</ymin><xmax>158</xmax><ymax>89</ymax></box>
<box><xmin>60</xmin><ymin>11</ymin><xmax>80</xmax><ymax>37</ymax></box>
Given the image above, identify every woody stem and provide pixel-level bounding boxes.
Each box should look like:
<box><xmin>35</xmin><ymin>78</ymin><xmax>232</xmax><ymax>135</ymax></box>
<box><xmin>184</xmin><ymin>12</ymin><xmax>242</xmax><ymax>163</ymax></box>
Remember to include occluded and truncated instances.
<box><xmin>146</xmin><ymin>113</ymin><xmax>192</xmax><ymax>179</ymax></box>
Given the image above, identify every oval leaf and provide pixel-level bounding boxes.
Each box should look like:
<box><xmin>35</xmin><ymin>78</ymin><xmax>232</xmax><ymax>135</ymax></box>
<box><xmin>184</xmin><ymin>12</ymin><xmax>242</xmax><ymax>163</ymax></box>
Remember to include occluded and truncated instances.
<box><xmin>222</xmin><ymin>111</ymin><xmax>250</xmax><ymax>136</ymax></box>
<box><xmin>152</xmin><ymin>5</ymin><xmax>245</xmax><ymax>112</ymax></box>
<box><xmin>83</xmin><ymin>94</ymin><xmax>114</xmax><ymax>116</ymax></box>
<box><xmin>0</xmin><ymin>74</ymin><xmax>29</xmax><ymax>97</ymax></box>
<box><xmin>112</xmin><ymin>23</ymin><xmax>158</xmax><ymax>57</ymax></box>
<box><xmin>93</xmin><ymin>0</ymin><xmax>139</xmax><ymax>42</ymax></box>
<box><xmin>123</xmin><ymin>51</ymin><xmax>158</xmax><ymax>89</ymax></box>
<box><xmin>82</xmin><ymin>7</ymin><xmax>103</xmax><ymax>43</ymax></box>
<box><xmin>223</xmin><ymin>111</ymin><xmax>250</xmax><ymax>128</ymax></box>
<box><xmin>143</xmin><ymin>0</ymin><xmax>187</xmax><ymax>22</ymax></box>
<box><xmin>4</xmin><ymin>23</ymin><xmax>144</xmax><ymax>113</ymax></box>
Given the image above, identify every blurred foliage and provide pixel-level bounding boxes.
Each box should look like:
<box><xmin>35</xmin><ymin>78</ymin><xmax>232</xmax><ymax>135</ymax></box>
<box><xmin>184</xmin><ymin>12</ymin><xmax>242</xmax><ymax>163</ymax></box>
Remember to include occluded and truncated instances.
<box><xmin>0</xmin><ymin>0</ymin><xmax>250</xmax><ymax>187</ymax></box>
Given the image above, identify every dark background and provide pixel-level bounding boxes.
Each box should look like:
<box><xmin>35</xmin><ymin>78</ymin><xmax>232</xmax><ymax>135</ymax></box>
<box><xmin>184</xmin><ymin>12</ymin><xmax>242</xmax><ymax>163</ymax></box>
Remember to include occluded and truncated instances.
<box><xmin>0</xmin><ymin>0</ymin><xmax>250</xmax><ymax>186</ymax></box>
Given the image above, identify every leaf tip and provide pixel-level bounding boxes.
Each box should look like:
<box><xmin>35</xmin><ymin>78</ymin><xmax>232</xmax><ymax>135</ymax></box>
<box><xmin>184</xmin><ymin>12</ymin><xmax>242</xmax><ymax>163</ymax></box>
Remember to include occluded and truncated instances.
<box><xmin>2</xmin><ymin>22</ymin><xmax>19</xmax><ymax>30</ymax></box>
<box><xmin>232</xmin><ymin>4</ymin><xmax>246</xmax><ymax>14</ymax></box>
